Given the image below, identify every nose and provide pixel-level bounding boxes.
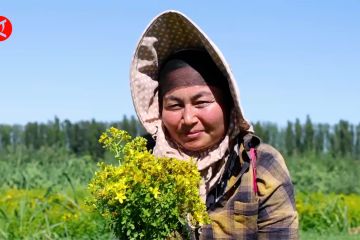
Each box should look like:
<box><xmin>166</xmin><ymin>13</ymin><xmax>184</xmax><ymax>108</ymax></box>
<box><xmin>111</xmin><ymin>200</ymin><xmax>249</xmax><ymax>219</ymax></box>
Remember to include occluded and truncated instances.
<box><xmin>182</xmin><ymin>105</ymin><xmax>197</xmax><ymax>125</ymax></box>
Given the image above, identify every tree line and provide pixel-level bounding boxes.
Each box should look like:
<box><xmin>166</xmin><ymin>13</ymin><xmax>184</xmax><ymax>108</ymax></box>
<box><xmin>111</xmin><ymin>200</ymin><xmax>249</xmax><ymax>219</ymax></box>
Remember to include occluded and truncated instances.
<box><xmin>0</xmin><ymin>115</ymin><xmax>359</xmax><ymax>159</ymax></box>
<box><xmin>0</xmin><ymin>116</ymin><xmax>146</xmax><ymax>159</ymax></box>
<box><xmin>254</xmin><ymin>115</ymin><xmax>360</xmax><ymax>158</ymax></box>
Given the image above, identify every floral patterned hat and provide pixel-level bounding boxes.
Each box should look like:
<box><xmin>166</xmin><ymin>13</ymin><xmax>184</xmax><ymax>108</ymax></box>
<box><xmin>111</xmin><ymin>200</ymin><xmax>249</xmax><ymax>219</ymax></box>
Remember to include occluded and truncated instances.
<box><xmin>130</xmin><ymin>10</ymin><xmax>251</xmax><ymax>139</ymax></box>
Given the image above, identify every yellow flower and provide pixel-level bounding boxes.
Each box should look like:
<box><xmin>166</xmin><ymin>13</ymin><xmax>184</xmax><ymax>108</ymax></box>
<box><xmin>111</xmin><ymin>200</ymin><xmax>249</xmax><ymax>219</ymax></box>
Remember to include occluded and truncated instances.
<box><xmin>115</xmin><ymin>181</ymin><xmax>128</xmax><ymax>190</ymax></box>
<box><xmin>150</xmin><ymin>187</ymin><xmax>160</xmax><ymax>199</ymax></box>
<box><xmin>99</xmin><ymin>133</ymin><xmax>107</xmax><ymax>143</ymax></box>
<box><xmin>115</xmin><ymin>192</ymin><xmax>126</xmax><ymax>203</ymax></box>
<box><xmin>62</xmin><ymin>213</ymin><xmax>73</xmax><ymax>221</ymax></box>
<box><xmin>90</xmin><ymin>127</ymin><xmax>210</xmax><ymax>238</ymax></box>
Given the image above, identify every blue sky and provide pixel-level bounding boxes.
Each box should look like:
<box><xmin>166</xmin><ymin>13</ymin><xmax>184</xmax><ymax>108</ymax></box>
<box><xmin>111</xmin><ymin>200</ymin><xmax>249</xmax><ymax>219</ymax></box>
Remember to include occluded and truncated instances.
<box><xmin>1</xmin><ymin>1</ymin><xmax>359</xmax><ymax>126</ymax></box>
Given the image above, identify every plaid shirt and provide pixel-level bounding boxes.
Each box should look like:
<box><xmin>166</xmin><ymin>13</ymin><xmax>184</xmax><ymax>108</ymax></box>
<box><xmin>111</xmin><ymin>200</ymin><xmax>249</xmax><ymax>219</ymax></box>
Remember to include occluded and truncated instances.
<box><xmin>193</xmin><ymin>134</ymin><xmax>299</xmax><ymax>240</ymax></box>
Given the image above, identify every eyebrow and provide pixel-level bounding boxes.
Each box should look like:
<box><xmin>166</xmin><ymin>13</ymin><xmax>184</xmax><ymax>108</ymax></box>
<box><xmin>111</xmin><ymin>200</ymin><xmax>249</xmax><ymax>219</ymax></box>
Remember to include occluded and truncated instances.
<box><xmin>164</xmin><ymin>91</ymin><xmax>213</xmax><ymax>102</ymax></box>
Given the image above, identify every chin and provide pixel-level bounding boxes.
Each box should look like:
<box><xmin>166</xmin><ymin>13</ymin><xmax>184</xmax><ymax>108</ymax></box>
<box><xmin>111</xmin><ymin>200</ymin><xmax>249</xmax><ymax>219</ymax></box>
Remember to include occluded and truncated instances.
<box><xmin>181</xmin><ymin>142</ymin><xmax>210</xmax><ymax>152</ymax></box>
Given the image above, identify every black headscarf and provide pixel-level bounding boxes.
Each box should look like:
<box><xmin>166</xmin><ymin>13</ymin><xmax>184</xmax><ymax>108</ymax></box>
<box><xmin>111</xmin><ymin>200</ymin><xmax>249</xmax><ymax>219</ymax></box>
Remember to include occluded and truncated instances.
<box><xmin>158</xmin><ymin>49</ymin><xmax>230</xmax><ymax>100</ymax></box>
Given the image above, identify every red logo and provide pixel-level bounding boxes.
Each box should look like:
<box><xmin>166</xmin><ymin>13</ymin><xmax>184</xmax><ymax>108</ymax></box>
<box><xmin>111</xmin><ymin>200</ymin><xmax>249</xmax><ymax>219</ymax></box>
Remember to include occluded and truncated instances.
<box><xmin>0</xmin><ymin>16</ymin><xmax>13</xmax><ymax>41</ymax></box>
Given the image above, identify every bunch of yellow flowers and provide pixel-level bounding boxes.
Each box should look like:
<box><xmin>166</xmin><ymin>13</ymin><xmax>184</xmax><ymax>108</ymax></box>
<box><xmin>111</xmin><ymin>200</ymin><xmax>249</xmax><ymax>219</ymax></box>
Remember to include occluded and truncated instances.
<box><xmin>88</xmin><ymin>127</ymin><xmax>209</xmax><ymax>239</ymax></box>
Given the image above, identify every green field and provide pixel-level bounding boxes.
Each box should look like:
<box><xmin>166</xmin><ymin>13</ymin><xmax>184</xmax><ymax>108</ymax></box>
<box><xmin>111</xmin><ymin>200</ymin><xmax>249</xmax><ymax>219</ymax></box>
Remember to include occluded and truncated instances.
<box><xmin>300</xmin><ymin>231</ymin><xmax>360</xmax><ymax>240</ymax></box>
<box><xmin>1</xmin><ymin>117</ymin><xmax>360</xmax><ymax>239</ymax></box>
<box><xmin>1</xmin><ymin>188</ymin><xmax>359</xmax><ymax>239</ymax></box>
<box><xmin>0</xmin><ymin>145</ymin><xmax>359</xmax><ymax>239</ymax></box>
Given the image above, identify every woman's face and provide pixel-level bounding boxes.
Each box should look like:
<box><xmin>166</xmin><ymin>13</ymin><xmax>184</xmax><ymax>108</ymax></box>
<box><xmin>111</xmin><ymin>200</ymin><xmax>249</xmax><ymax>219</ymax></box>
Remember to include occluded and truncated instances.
<box><xmin>161</xmin><ymin>83</ymin><xmax>228</xmax><ymax>152</ymax></box>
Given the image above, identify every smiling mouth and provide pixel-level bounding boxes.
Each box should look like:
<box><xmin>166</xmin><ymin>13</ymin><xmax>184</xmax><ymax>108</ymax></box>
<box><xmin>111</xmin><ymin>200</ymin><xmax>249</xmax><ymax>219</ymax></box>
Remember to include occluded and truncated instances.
<box><xmin>184</xmin><ymin>130</ymin><xmax>203</xmax><ymax>139</ymax></box>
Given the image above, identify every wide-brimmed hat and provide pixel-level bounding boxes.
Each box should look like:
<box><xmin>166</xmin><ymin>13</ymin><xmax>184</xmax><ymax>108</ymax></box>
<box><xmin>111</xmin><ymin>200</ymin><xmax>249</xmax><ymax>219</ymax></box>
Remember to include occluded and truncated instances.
<box><xmin>130</xmin><ymin>10</ymin><xmax>251</xmax><ymax>136</ymax></box>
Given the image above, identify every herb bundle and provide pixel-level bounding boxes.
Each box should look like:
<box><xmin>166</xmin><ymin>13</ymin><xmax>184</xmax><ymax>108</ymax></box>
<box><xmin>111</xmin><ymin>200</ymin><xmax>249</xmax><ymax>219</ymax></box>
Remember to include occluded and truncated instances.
<box><xmin>88</xmin><ymin>127</ymin><xmax>209</xmax><ymax>239</ymax></box>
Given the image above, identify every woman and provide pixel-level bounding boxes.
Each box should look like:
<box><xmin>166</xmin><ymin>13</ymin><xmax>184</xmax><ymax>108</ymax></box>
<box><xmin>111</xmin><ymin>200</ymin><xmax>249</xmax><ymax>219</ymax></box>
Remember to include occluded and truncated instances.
<box><xmin>130</xmin><ymin>10</ymin><xmax>298</xmax><ymax>239</ymax></box>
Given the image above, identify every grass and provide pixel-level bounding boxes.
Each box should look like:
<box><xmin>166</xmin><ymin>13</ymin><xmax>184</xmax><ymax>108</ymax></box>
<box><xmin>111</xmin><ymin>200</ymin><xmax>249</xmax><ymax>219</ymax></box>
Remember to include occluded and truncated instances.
<box><xmin>0</xmin><ymin>147</ymin><xmax>359</xmax><ymax>238</ymax></box>
<box><xmin>300</xmin><ymin>231</ymin><xmax>360</xmax><ymax>240</ymax></box>
<box><xmin>0</xmin><ymin>188</ymin><xmax>114</xmax><ymax>239</ymax></box>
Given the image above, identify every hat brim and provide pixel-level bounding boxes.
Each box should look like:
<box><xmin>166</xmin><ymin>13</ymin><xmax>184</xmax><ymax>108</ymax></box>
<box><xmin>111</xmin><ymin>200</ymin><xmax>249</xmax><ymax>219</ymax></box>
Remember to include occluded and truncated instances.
<box><xmin>130</xmin><ymin>10</ymin><xmax>249</xmax><ymax>136</ymax></box>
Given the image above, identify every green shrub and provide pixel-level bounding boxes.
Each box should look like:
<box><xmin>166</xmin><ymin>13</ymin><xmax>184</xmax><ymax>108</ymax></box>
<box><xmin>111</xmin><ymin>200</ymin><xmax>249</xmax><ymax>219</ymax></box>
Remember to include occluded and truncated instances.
<box><xmin>0</xmin><ymin>188</ymin><xmax>113</xmax><ymax>239</ymax></box>
<box><xmin>296</xmin><ymin>192</ymin><xmax>360</xmax><ymax>233</ymax></box>
<box><xmin>0</xmin><ymin>145</ymin><xmax>115</xmax><ymax>190</ymax></box>
<box><xmin>89</xmin><ymin>128</ymin><xmax>209</xmax><ymax>240</ymax></box>
<box><xmin>287</xmin><ymin>153</ymin><xmax>360</xmax><ymax>195</ymax></box>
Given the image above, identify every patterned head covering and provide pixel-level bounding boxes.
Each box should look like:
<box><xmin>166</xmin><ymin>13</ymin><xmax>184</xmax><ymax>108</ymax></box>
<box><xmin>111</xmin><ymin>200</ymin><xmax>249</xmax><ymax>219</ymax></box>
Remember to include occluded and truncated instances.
<box><xmin>158</xmin><ymin>49</ymin><xmax>230</xmax><ymax>101</ymax></box>
<box><xmin>130</xmin><ymin>10</ymin><xmax>252</xmax><ymax>200</ymax></box>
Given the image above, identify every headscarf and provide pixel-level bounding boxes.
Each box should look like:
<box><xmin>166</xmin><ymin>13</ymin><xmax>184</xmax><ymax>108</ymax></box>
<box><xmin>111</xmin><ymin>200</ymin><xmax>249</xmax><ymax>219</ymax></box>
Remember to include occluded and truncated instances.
<box><xmin>158</xmin><ymin>49</ymin><xmax>230</xmax><ymax>101</ymax></box>
<box><xmin>129</xmin><ymin>10</ymin><xmax>252</xmax><ymax>201</ymax></box>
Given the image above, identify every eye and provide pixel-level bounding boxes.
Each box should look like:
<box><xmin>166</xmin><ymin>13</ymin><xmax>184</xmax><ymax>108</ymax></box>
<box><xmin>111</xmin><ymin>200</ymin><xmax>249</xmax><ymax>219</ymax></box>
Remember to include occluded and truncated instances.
<box><xmin>195</xmin><ymin>100</ymin><xmax>213</xmax><ymax>108</ymax></box>
<box><xmin>164</xmin><ymin>103</ymin><xmax>183</xmax><ymax>110</ymax></box>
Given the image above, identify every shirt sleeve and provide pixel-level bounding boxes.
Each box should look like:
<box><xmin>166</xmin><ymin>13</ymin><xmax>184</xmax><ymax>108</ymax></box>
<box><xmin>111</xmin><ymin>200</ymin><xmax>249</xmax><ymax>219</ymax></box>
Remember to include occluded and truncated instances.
<box><xmin>255</xmin><ymin>144</ymin><xmax>299</xmax><ymax>240</ymax></box>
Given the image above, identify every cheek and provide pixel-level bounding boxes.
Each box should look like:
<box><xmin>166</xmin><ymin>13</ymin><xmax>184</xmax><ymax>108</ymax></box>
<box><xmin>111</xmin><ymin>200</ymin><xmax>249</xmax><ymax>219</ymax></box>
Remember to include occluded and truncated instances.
<box><xmin>199</xmin><ymin>104</ymin><xmax>226</xmax><ymax>128</ymax></box>
<box><xmin>161</xmin><ymin>110</ymin><xmax>181</xmax><ymax>130</ymax></box>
